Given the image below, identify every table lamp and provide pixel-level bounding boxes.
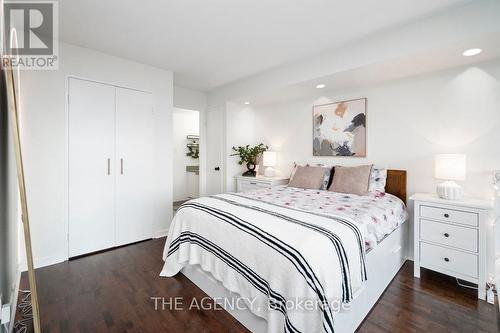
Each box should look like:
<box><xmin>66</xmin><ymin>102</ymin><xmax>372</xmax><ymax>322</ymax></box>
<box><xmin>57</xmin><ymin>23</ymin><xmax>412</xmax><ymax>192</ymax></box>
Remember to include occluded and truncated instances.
<box><xmin>263</xmin><ymin>151</ymin><xmax>277</xmax><ymax>177</ymax></box>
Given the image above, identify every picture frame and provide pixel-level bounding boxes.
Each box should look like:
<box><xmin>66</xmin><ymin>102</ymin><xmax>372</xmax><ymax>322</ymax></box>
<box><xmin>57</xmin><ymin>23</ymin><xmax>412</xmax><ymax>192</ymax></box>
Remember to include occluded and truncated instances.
<box><xmin>312</xmin><ymin>98</ymin><xmax>367</xmax><ymax>157</ymax></box>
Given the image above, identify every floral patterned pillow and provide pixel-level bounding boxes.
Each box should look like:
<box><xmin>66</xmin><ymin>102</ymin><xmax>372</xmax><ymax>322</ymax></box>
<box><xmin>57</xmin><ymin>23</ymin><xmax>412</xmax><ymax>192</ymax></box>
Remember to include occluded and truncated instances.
<box><xmin>368</xmin><ymin>167</ymin><xmax>387</xmax><ymax>193</ymax></box>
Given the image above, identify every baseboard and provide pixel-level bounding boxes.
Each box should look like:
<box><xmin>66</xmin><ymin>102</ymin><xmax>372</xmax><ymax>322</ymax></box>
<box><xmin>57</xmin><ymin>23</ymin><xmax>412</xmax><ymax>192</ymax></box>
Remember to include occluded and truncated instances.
<box><xmin>153</xmin><ymin>229</ymin><xmax>168</xmax><ymax>238</ymax></box>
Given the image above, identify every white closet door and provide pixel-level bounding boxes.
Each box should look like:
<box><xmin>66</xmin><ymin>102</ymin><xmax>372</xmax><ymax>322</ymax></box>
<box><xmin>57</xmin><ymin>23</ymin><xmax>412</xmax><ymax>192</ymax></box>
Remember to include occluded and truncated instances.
<box><xmin>115</xmin><ymin>88</ymin><xmax>153</xmax><ymax>245</ymax></box>
<box><xmin>68</xmin><ymin>78</ymin><xmax>116</xmax><ymax>257</ymax></box>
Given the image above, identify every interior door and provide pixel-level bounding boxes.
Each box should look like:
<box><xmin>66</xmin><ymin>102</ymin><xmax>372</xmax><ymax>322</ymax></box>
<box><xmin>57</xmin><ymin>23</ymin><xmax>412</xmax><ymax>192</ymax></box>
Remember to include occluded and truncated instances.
<box><xmin>68</xmin><ymin>78</ymin><xmax>116</xmax><ymax>257</ymax></box>
<box><xmin>206</xmin><ymin>108</ymin><xmax>224</xmax><ymax>194</ymax></box>
<box><xmin>115</xmin><ymin>88</ymin><xmax>153</xmax><ymax>245</ymax></box>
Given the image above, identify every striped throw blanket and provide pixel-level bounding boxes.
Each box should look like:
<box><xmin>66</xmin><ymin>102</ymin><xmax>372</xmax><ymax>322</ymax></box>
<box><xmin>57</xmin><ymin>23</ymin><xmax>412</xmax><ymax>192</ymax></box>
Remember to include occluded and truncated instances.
<box><xmin>161</xmin><ymin>193</ymin><xmax>367</xmax><ymax>333</ymax></box>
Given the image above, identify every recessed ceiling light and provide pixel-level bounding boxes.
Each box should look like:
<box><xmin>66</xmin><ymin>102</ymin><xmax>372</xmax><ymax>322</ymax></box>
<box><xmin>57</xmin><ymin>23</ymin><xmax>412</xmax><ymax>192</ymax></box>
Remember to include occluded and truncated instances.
<box><xmin>316</xmin><ymin>84</ymin><xmax>326</xmax><ymax>89</ymax></box>
<box><xmin>244</xmin><ymin>101</ymin><xmax>250</xmax><ymax>105</ymax></box>
<box><xmin>463</xmin><ymin>48</ymin><xmax>482</xmax><ymax>57</ymax></box>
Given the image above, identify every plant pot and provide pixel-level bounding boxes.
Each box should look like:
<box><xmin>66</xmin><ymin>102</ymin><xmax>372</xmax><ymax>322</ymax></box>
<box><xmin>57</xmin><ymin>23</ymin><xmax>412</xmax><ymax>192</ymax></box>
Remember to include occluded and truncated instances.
<box><xmin>242</xmin><ymin>162</ymin><xmax>257</xmax><ymax>177</ymax></box>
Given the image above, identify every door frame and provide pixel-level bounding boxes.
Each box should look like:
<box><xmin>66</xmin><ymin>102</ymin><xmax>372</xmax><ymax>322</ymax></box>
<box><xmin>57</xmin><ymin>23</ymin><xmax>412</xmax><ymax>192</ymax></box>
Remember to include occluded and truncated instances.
<box><xmin>199</xmin><ymin>107</ymin><xmax>208</xmax><ymax>197</ymax></box>
<box><xmin>64</xmin><ymin>75</ymin><xmax>153</xmax><ymax>260</ymax></box>
<box><xmin>172</xmin><ymin>106</ymin><xmax>208</xmax><ymax>198</ymax></box>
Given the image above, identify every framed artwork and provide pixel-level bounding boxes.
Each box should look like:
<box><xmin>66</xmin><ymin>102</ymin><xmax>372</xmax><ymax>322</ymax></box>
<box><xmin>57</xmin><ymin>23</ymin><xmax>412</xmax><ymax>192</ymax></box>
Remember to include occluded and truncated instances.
<box><xmin>313</xmin><ymin>98</ymin><xmax>367</xmax><ymax>157</ymax></box>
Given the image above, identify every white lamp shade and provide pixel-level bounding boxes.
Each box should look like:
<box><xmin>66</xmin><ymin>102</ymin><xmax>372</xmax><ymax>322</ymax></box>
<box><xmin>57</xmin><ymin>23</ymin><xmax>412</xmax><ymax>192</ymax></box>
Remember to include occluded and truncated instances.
<box><xmin>263</xmin><ymin>151</ymin><xmax>277</xmax><ymax>167</ymax></box>
<box><xmin>434</xmin><ymin>154</ymin><xmax>466</xmax><ymax>181</ymax></box>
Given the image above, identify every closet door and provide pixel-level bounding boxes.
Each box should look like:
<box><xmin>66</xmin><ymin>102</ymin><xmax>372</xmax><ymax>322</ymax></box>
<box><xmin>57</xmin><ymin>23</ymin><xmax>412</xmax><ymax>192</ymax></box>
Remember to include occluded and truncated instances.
<box><xmin>68</xmin><ymin>78</ymin><xmax>116</xmax><ymax>257</ymax></box>
<box><xmin>115</xmin><ymin>88</ymin><xmax>153</xmax><ymax>245</ymax></box>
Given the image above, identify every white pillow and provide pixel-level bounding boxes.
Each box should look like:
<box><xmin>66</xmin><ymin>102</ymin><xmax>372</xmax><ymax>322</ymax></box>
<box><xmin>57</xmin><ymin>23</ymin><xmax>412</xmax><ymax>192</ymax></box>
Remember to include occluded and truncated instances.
<box><xmin>368</xmin><ymin>167</ymin><xmax>387</xmax><ymax>193</ymax></box>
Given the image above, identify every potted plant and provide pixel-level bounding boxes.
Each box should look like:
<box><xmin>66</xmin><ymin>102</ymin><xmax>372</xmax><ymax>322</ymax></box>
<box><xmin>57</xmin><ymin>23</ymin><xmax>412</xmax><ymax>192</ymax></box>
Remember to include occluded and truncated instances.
<box><xmin>231</xmin><ymin>143</ymin><xmax>268</xmax><ymax>177</ymax></box>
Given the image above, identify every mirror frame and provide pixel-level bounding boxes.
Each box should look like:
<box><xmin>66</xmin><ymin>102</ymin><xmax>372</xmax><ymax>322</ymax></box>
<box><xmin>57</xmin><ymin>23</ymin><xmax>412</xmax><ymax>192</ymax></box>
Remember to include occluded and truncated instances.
<box><xmin>2</xmin><ymin>42</ymin><xmax>42</xmax><ymax>333</ymax></box>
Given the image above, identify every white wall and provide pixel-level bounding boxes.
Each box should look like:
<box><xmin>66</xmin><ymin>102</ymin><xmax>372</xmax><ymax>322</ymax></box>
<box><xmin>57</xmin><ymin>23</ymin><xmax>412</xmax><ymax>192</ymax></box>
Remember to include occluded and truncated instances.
<box><xmin>225</xmin><ymin>102</ymin><xmax>257</xmax><ymax>192</ymax></box>
<box><xmin>250</xmin><ymin>61</ymin><xmax>500</xmax><ymax>200</ymax></box>
<box><xmin>18</xmin><ymin>42</ymin><xmax>174</xmax><ymax>268</ymax></box>
<box><xmin>173</xmin><ymin>108</ymin><xmax>199</xmax><ymax>202</ymax></box>
<box><xmin>174</xmin><ymin>86</ymin><xmax>207</xmax><ymax>112</ymax></box>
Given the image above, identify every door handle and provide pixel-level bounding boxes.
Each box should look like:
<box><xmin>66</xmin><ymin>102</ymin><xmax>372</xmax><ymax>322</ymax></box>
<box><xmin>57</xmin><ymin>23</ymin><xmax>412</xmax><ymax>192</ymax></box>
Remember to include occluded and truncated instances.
<box><xmin>120</xmin><ymin>158</ymin><xmax>124</xmax><ymax>175</ymax></box>
<box><xmin>107</xmin><ymin>158</ymin><xmax>110</xmax><ymax>175</ymax></box>
<box><xmin>214</xmin><ymin>167</ymin><xmax>220</xmax><ymax>171</ymax></box>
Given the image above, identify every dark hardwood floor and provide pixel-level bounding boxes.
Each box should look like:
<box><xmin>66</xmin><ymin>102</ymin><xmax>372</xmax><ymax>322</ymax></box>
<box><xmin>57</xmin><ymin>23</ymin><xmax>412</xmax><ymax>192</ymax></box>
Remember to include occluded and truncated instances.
<box><xmin>17</xmin><ymin>238</ymin><xmax>499</xmax><ymax>333</ymax></box>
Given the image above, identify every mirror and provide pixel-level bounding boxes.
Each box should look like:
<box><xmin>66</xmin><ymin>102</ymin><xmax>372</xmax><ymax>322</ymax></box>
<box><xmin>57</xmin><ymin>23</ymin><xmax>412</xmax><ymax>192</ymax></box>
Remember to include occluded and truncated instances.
<box><xmin>1</xmin><ymin>31</ymin><xmax>41</xmax><ymax>333</ymax></box>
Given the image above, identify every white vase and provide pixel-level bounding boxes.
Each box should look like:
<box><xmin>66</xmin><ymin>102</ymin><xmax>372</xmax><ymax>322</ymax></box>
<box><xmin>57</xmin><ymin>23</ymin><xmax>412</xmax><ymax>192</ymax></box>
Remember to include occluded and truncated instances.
<box><xmin>264</xmin><ymin>166</ymin><xmax>275</xmax><ymax>177</ymax></box>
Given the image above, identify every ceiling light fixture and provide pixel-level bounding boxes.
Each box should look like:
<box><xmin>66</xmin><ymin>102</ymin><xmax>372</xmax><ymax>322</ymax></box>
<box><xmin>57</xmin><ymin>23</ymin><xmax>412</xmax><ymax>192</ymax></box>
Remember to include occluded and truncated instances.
<box><xmin>244</xmin><ymin>101</ymin><xmax>250</xmax><ymax>105</ymax></box>
<box><xmin>462</xmin><ymin>48</ymin><xmax>482</xmax><ymax>57</ymax></box>
<box><xmin>316</xmin><ymin>84</ymin><xmax>326</xmax><ymax>89</ymax></box>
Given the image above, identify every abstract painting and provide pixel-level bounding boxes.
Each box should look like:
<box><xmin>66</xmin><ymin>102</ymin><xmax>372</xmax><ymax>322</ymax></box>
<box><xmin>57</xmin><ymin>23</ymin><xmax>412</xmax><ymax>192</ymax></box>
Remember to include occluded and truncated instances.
<box><xmin>313</xmin><ymin>98</ymin><xmax>366</xmax><ymax>156</ymax></box>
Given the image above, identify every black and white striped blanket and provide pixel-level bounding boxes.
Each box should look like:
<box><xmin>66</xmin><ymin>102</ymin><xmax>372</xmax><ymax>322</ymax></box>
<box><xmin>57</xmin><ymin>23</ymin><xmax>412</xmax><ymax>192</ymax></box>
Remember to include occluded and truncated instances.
<box><xmin>161</xmin><ymin>193</ymin><xmax>367</xmax><ymax>333</ymax></box>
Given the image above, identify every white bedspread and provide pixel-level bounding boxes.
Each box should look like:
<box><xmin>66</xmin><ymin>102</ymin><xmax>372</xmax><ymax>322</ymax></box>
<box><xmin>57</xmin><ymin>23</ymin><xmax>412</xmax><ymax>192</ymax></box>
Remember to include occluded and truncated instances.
<box><xmin>236</xmin><ymin>186</ymin><xmax>408</xmax><ymax>250</ymax></box>
<box><xmin>161</xmin><ymin>188</ymin><xmax>407</xmax><ymax>333</ymax></box>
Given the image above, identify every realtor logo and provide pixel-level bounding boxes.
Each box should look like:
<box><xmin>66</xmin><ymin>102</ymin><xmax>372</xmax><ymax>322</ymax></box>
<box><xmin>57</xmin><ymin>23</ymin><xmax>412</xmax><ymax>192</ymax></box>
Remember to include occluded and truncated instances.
<box><xmin>2</xmin><ymin>1</ymin><xmax>59</xmax><ymax>69</ymax></box>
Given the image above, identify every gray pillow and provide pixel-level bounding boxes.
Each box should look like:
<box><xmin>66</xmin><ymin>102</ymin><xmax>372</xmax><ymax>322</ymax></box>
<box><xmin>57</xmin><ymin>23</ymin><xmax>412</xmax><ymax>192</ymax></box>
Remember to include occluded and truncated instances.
<box><xmin>288</xmin><ymin>165</ymin><xmax>327</xmax><ymax>190</ymax></box>
<box><xmin>290</xmin><ymin>163</ymin><xmax>332</xmax><ymax>190</ymax></box>
<box><xmin>329</xmin><ymin>165</ymin><xmax>373</xmax><ymax>195</ymax></box>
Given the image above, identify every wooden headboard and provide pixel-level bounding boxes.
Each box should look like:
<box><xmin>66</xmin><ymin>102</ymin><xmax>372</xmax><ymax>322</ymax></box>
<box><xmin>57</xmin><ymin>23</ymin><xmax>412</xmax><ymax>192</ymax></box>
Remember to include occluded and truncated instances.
<box><xmin>386</xmin><ymin>170</ymin><xmax>407</xmax><ymax>205</ymax></box>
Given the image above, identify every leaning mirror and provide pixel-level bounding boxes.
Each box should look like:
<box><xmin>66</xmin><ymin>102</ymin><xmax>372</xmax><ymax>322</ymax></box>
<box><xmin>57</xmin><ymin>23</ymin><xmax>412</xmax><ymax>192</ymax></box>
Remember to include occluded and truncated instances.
<box><xmin>1</xmin><ymin>27</ymin><xmax>41</xmax><ymax>333</ymax></box>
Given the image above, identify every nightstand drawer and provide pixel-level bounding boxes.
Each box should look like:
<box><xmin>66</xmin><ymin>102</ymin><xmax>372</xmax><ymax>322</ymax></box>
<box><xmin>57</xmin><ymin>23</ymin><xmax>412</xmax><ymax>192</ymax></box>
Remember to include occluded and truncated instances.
<box><xmin>238</xmin><ymin>181</ymin><xmax>268</xmax><ymax>192</ymax></box>
<box><xmin>420</xmin><ymin>242</ymin><xmax>478</xmax><ymax>278</ymax></box>
<box><xmin>420</xmin><ymin>205</ymin><xmax>478</xmax><ymax>227</ymax></box>
<box><xmin>236</xmin><ymin>176</ymin><xmax>289</xmax><ymax>193</ymax></box>
<box><xmin>420</xmin><ymin>219</ymin><xmax>478</xmax><ymax>252</ymax></box>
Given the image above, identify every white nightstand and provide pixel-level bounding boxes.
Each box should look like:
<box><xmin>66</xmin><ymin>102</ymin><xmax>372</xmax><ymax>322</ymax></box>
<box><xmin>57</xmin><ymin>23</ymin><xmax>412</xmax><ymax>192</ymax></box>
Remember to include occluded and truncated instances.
<box><xmin>236</xmin><ymin>175</ymin><xmax>289</xmax><ymax>193</ymax></box>
<box><xmin>411</xmin><ymin>193</ymin><xmax>493</xmax><ymax>300</ymax></box>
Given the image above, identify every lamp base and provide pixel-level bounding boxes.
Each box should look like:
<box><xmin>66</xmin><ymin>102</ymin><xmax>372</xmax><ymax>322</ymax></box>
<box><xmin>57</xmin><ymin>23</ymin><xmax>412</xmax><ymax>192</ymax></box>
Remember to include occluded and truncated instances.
<box><xmin>264</xmin><ymin>167</ymin><xmax>275</xmax><ymax>177</ymax></box>
<box><xmin>436</xmin><ymin>181</ymin><xmax>463</xmax><ymax>200</ymax></box>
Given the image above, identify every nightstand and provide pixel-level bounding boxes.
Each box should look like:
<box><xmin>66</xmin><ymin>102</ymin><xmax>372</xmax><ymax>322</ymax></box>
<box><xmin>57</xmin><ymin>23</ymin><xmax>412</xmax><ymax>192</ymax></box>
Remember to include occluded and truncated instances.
<box><xmin>411</xmin><ymin>193</ymin><xmax>493</xmax><ymax>300</ymax></box>
<box><xmin>236</xmin><ymin>175</ymin><xmax>289</xmax><ymax>193</ymax></box>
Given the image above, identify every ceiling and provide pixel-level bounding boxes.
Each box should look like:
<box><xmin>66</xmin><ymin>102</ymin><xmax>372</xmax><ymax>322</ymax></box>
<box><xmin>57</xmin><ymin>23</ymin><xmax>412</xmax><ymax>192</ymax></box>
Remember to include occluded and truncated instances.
<box><xmin>59</xmin><ymin>0</ymin><xmax>471</xmax><ymax>91</ymax></box>
<box><xmin>244</xmin><ymin>36</ymin><xmax>500</xmax><ymax>107</ymax></box>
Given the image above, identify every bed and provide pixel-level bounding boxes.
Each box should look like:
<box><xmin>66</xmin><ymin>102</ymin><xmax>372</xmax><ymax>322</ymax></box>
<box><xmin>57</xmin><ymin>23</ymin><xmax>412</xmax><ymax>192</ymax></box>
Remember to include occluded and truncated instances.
<box><xmin>161</xmin><ymin>170</ymin><xmax>408</xmax><ymax>333</ymax></box>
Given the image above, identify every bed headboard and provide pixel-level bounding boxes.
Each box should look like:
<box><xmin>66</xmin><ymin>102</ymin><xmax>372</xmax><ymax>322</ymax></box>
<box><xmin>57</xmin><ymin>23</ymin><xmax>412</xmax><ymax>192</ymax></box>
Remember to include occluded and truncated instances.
<box><xmin>386</xmin><ymin>170</ymin><xmax>407</xmax><ymax>205</ymax></box>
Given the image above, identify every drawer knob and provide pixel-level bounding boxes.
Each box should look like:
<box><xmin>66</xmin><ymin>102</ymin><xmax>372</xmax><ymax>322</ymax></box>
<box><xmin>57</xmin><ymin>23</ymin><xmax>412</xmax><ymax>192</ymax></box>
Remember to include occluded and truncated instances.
<box><xmin>444</xmin><ymin>257</ymin><xmax>450</xmax><ymax>262</ymax></box>
<box><xmin>444</xmin><ymin>213</ymin><xmax>450</xmax><ymax>218</ymax></box>
<box><xmin>444</xmin><ymin>233</ymin><xmax>450</xmax><ymax>238</ymax></box>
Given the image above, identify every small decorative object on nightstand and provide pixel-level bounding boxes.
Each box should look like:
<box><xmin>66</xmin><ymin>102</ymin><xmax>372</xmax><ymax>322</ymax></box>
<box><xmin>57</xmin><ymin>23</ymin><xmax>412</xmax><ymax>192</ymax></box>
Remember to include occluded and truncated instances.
<box><xmin>236</xmin><ymin>175</ymin><xmax>289</xmax><ymax>193</ymax></box>
<box><xmin>411</xmin><ymin>193</ymin><xmax>493</xmax><ymax>300</ymax></box>
<box><xmin>263</xmin><ymin>151</ymin><xmax>277</xmax><ymax>177</ymax></box>
<box><xmin>434</xmin><ymin>154</ymin><xmax>466</xmax><ymax>200</ymax></box>
<box><xmin>230</xmin><ymin>144</ymin><xmax>268</xmax><ymax>177</ymax></box>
